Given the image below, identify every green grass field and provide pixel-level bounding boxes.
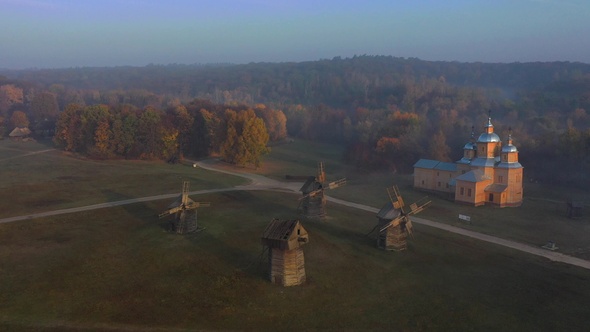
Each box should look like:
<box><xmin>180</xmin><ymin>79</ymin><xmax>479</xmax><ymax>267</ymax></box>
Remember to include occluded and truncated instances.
<box><xmin>1</xmin><ymin>139</ymin><xmax>590</xmax><ymax>331</ymax></box>
<box><xmin>0</xmin><ymin>140</ymin><xmax>247</xmax><ymax>218</ymax></box>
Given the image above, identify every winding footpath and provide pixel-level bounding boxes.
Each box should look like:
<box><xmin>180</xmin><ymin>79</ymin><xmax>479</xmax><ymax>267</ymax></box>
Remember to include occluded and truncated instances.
<box><xmin>2</xmin><ymin>159</ymin><xmax>589</xmax><ymax>271</ymax></box>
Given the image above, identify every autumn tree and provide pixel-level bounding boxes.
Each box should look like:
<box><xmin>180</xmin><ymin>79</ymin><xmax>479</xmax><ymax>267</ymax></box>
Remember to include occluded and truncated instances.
<box><xmin>10</xmin><ymin>111</ymin><xmax>29</xmax><ymax>128</ymax></box>
<box><xmin>0</xmin><ymin>84</ymin><xmax>24</xmax><ymax>118</ymax></box>
<box><xmin>136</xmin><ymin>106</ymin><xmax>162</xmax><ymax>159</ymax></box>
<box><xmin>54</xmin><ymin>103</ymin><xmax>84</xmax><ymax>151</ymax></box>
<box><xmin>190</xmin><ymin>108</ymin><xmax>219</xmax><ymax>158</ymax></box>
<box><xmin>30</xmin><ymin>91</ymin><xmax>60</xmax><ymax>121</ymax></box>
<box><xmin>220</xmin><ymin>109</ymin><xmax>269</xmax><ymax>168</ymax></box>
<box><xmin>109</xmin><ymin>105</ymin><xmax>138</xmax><ymax>158</ymax></box>
<box><xmin>427</xmin><ymin>129</ymin><xmax>451</xmax><ymax>162</ymax></box>
<box><xmin>253</xmin><ymin>104</ymin><xmax>288</xmax><ymax>141</ymax></box>
<box><xmin>166</xmin><ymin>105</ymin><xmax>194</xmax><ymax>158</ymax></box>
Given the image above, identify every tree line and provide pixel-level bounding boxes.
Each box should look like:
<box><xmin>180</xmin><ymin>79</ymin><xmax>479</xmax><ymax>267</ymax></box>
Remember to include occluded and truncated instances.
<box><xmin>52</xmin><ymin>100</ymin><xmax>284</xmax><ymax>168</ymax></box>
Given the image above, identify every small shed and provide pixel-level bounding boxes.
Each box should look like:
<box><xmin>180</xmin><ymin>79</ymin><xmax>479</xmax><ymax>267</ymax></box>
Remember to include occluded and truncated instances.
<box><xmin>261</xmin><ymin>219</ymin><xmax>309</xmax><ymax>286</ymax></box>
<box><xmin>9</xmin><ymin>127</ymin><xmax>32</xmax><ymax>141</ymax></box>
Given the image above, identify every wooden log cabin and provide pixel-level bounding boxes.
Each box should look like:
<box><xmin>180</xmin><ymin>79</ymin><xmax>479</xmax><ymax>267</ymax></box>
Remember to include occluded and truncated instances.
<box><xmin>261</xmin><ymin>219</ymin><xmax>309</xmax><ymax>286</ymax></box>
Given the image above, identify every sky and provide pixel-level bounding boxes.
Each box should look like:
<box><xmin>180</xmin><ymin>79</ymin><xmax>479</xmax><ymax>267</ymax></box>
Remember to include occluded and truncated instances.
<box><xmin>1</xmin><ymin>0</ymin><xmax>589</xmax><ymax>69</ymax></box>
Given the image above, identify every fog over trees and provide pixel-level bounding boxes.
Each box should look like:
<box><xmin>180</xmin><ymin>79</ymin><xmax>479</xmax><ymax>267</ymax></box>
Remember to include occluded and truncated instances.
<box><xmin>1</xmin><ymin>56</ymin><xmax>589</xmax><ymax>186</ymax></box>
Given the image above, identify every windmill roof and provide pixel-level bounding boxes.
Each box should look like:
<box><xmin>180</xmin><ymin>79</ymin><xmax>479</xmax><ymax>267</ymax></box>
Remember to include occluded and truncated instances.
<box><xmin>376</xmin><ymin>201</ymin><xmax>401</xmax><ymax>220</ymax></box>
<box><xmin>455</xmin><ymin>170</ymin><xmax>491</xmax><ymax>183</ymax></box>
<box><xmin>300</xmin><ymin>176</ymin><xmax>321</xmax><ymax>193</ymax></box>
<box><xmin>261</xmin><ymin>219</ymin><xmax>308</xmax><ymax>250</ymax></box>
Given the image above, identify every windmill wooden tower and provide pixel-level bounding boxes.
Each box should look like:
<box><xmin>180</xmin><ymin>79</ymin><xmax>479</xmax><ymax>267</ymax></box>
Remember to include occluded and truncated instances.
<box><xmin>261</xmin><ymin>219</ymin><xmax>309</xmax><ymax>286</ymax></box>
<box><xmin>298</xmin><ymin>162</ymin><xmax>346</xmax><ymax>219</ymax></box>
<box><xmin>375</xmin><ymin>186</ymin><xmax>430</xmax><ymax>251</ymax></box>
<box><xmin>158</xmin><ymin>181</ymin><xmax>210</xmax><ymax>234</ymax></box>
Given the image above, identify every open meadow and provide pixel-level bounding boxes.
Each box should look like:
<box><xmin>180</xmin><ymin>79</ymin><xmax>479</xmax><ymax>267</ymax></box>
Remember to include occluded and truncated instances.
<box><xmin>1</xmin><ymin>139</ymin><xmax>590</xmax><ymax>331</ymax></box>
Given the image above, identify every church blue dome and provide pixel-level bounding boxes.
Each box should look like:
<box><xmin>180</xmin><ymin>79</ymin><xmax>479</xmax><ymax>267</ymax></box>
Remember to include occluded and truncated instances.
<box><xmin>477</xmin><ymin>132</ymin><xmax>500</xmax><ymax>143</ymax></box>
<box><xmin>502</xmin><ymin>144</ymin><xmax>518</xmax><ymax>153</ymax></box>
<box><xmin>463</xmin><ymin>142</ymin><xmax>475</xmax><ymax>150</ymax></box>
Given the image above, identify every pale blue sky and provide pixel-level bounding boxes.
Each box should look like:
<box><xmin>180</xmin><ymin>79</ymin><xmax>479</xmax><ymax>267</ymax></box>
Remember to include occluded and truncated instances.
<box><xmin>1</xmin><ymin>0</ymin><xmax>589</xmax><ymax>69</ymax></box>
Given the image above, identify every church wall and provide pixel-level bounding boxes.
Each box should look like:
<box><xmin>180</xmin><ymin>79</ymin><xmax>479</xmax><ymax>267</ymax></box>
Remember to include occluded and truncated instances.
<box><xmin>414</xmin><ymin>168</ymin><xmax>436</xmax><ymax>191</ymax></box>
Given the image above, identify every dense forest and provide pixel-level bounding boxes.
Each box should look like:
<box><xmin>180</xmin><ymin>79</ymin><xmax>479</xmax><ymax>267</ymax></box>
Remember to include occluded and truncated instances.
<box><xmin>1</xmin><ymin>56</ymin><xmax>589</xmax><ymax>186</ymax></box>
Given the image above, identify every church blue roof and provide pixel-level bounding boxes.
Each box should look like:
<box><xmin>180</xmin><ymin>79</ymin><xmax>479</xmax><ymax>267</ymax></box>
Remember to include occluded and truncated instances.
<box><xmin>435</xmin><ymin>162</ymin><xmax>457</xmax><ymax>172</ymax></box>
<box><xmin>496</xmin><ymin>162</ymin><xmax>523</xmax><ymax>169</ymax></box>
<box><xmin>413</xmin><ymin>159</ymin><xmax>457</xmax><ymax>172</ymax></box>
<box><xmin>413</xmin><ymin>159</ymin><xmax>440</xmax><ymax>169</ymax></box>
<box><xmin>470</xmin><ymin>157</ymin><xmax>497</xmax><ymax>167</ymax></box>
<box><xmin>455</xmin><ymin>170</ymin><xmax>491</xmax><ymax>183</ymax></box>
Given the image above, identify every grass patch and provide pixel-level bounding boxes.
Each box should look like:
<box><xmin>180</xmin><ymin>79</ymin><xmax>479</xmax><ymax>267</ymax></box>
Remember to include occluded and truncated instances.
<box><xmin>1</xmin><ymin>190</ymin><xmax>589</xmax><ymax>331</ymax></box>
<box><xmin>0</xmin><ymin>140</ymin><xmax>247</xmax><ymax>218</ymax></box>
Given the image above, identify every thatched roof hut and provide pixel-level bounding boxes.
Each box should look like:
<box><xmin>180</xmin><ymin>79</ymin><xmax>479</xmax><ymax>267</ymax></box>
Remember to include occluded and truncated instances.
<box><xmin>9</xmin><ymin>127</ymin><xmax>31</xmax><ymax>141</ymax></box>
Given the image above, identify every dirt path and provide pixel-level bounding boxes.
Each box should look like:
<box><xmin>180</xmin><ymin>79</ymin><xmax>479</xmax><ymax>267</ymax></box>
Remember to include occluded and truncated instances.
<box><xmin>2</xmin><ymin>158</ymin><xmax>589</xmax><ymax>270</ymax></box>
<box><xmin>0</xmin><ymin>148</ymin><xmax>56</xmax><ymax>162</ymax></box>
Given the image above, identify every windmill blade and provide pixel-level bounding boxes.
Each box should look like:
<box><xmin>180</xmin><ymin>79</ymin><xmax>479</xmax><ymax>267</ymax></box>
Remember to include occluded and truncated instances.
<box><xmin>379</xmin><ymin>216</ymin><xmax>403</xmax><ymax>232</ymax></box>
<box><xmin>327</xmin><ymin>178</ymin><xmax>346</xmax><ymax>190</ymax></box>
<box><xmin>407</xmin><ymin>199</ymin><xmax>431</xmax><ymax>216</ymax></box>
<box><xmin>185</xmin><ymin>202</ymin><xmax>211</xmax><ymax>210</ymax></box>
<box><xmin>181</xmin><ymin>181</ymin><xmax>190</xmax><ymax>205</ymax></box>
<box><xmin>298</xmin><ymin>189</ymin><xmax>322</xmax><ymax>201</ymax></box>
<box><xmin>387</xmin><ymin>186</ymin><xmax>405</xmax><ymax>211</ymax></box>
<box><xmin>317</xmin><ymin>161</ymin><xmax>326</xmax><ymax>183</ymax></box>
<box><xmin>405</xmin><ymin>217</ymin><xmax>414</xmax><ymax>238</ymax></box>
<box><xmin>158</xmin><ymin>206</ymin><xmax>182</xmax><ymax>218</ymax></box>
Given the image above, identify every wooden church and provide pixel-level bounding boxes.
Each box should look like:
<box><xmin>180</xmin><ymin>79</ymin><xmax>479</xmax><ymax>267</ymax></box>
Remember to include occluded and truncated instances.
<box><xmin>413</xmin><ymin>114</ymin><xmax>523</xmax><ymax>207</ymax></box>
<box><xmin>261</xmin><ymin>219</ymin><xmax>309</xmax><ymax>286</ymax></box>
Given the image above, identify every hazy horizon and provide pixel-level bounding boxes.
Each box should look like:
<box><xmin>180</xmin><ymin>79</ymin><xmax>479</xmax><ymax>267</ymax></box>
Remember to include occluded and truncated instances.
<box><xmin>2</xmin><ymin>0</ymin><xmax>590</xmax><ymax>70</ymax></box>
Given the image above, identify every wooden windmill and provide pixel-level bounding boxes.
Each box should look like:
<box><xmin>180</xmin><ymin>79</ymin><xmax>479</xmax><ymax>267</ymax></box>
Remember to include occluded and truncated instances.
<box><xmin>158</xmin><ymin>181</ymin><xmax>210</xmax><ymax>234</ymax></box>
<box><xmin>261</xmin><ymin>219</ymin><xmax>309</xmax><ymax>286</ymax></box>
<box><xmin>298</xmin><ymin>162</ymin><xmax>346</xmax><ymax>219</ymax></box>
<box><xmin>375</xmin><ymin>186</ymin><xmax>430</xmax><ymax>251</ymax></box>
